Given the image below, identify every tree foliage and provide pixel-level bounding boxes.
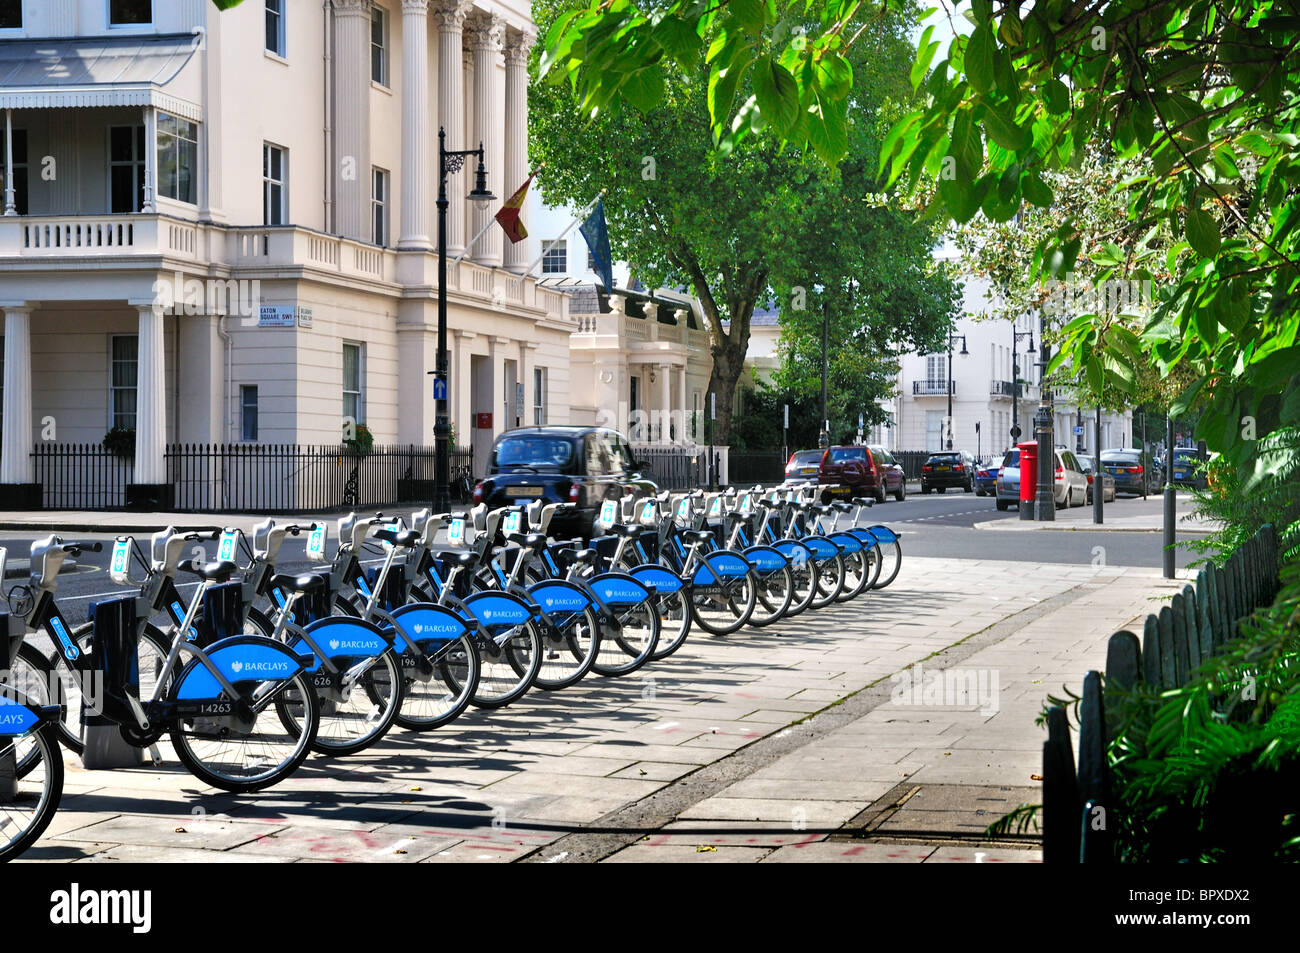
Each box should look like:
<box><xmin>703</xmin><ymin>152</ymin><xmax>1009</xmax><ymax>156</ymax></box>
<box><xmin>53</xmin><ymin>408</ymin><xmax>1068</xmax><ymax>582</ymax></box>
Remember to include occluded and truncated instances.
<box><xmin>532</xmin><ymin>0</ymin><xmax>956</xmax><ymax>445</ymax></box>
<box><xmin>544</xmin><ymin>0</ymin><xmax>1300</xmax><ymax>497</ymax></box>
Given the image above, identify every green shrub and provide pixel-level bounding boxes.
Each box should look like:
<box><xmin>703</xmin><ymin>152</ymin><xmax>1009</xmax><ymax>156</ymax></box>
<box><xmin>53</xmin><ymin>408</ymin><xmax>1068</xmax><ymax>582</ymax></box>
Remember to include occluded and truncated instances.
<box><xmin>102</xmin><ymin>427</ymin><xmax>135</xmax><ymax>460</ymax></box>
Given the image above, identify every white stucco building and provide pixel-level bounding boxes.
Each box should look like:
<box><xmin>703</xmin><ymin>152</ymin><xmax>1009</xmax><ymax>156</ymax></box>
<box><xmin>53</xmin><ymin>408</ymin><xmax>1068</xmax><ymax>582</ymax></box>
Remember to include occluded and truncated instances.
<box><xmin>0</xmin><ymin>0</ymin><xmax>572</xmax><ymax>506</ymax></box>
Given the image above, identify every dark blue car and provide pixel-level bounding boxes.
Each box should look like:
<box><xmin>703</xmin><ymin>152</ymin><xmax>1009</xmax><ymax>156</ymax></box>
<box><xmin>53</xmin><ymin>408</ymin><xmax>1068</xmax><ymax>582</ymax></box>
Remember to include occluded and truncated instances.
<box><xmin>975</xmin><ymin>463</ymin><xmax>999</xmax><ymax>496</ymax></box>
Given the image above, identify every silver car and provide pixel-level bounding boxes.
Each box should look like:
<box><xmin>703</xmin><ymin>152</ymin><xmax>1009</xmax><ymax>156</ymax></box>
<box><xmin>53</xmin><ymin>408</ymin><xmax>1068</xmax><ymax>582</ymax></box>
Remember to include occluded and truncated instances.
<box><xmin>1076</xmin><ymin>454</ymin><xmax>1116</xmax><ymax>503</ymax></box>
<box><xmin>995</xmin><ymin>447</ymin><xmax>1090</xmax><ymax>509</ymax></box>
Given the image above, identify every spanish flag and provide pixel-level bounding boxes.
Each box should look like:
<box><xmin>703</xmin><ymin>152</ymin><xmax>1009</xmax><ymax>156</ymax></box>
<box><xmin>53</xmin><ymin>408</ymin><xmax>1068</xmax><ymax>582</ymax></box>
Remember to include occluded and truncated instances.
<box><xmin>494</xmin><ymin>170</ymin><xmax>537</xmax><ymax>244</ymax></box>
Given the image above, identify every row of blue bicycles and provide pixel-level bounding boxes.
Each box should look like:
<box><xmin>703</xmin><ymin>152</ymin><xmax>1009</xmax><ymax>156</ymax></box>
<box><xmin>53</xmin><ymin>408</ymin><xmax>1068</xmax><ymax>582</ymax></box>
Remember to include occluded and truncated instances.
<box><xmin>0</xmin><ymin>482</ymin><xmax>901</xmax><ymax>860</ymax></box>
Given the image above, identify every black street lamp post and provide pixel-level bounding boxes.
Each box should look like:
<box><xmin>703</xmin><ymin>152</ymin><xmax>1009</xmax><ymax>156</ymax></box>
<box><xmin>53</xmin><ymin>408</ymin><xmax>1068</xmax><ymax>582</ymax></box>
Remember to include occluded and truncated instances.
<box><xmin>435</xmin><ymin>127</ymin><xmax>496</xmax><ymax>512</ymax></box>
<box><xmin>1010</xmin><ymin>325</ymin><xmax>1035</xmax><ymax>444</ymax></box>
<box><xmin>946</xmin><ymin>333</ymin><xmax>968</xmax><ymax>450</ymax></box>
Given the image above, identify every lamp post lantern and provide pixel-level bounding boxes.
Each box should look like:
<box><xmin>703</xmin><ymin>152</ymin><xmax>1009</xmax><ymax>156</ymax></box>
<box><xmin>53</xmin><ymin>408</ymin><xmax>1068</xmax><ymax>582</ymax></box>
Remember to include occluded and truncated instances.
<box><xmin>1010</xmin><ymin>324</ymin><xmax>1034</xmax><ymax>444</ymax></box>
<box><xmin>435</xmin><ymin>127</ymin><xmax>496</xmax><ymax>512</ymax></box>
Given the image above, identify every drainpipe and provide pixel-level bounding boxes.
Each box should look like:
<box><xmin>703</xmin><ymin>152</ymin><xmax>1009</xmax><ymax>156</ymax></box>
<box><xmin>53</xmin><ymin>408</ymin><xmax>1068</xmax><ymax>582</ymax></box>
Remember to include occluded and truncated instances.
<box><xmin>323</xmin><ymin>0</ymin><xmax>334</xmax><ymax>233</ymax></box>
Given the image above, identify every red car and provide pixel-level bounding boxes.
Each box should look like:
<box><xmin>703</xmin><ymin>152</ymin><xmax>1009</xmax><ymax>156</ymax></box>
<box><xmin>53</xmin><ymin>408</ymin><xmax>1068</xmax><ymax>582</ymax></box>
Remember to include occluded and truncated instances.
<box><xmin>818</xmin><ymin>445</ymin><xmax>905</xmax><ymax>503</ymax></box>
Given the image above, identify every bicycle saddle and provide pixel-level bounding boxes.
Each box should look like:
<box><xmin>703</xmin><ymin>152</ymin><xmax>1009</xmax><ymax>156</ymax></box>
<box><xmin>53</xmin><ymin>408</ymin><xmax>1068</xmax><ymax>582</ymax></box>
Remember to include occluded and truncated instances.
<box><xmin>375</xmin><ymin>528</ymin><xmax>420</xmax><ymax>548</ymax></box>
<box><xmin>611</xmin><ymin>524</ymin><xmax>642</xmax><ymax>538</ymax></box>
<box><xmin>506</xmin><ymin>532</ymin><xmax>548</xmax><ymax>550</ymax></box>
<box><xmin>681</xmin><ymin>529</ymin><xmax>714</xmax><ymax>545</ymax></box>
<box><xmin>179</xmin><ymin>559</ymin><xmax>240</xmax><ymax>583</ymax></box>
<box><xmin>830</xmin><ymin>502</ymin><xmax>854</xmax><ymax>512</ymax></box>
<box><xmin>435</xmin><ymin>550</ymin><xmax>478</xmax><ymax>568</ymax></box>
<box><xmin>269</xmin><ymin>572</ymin><xmax>326</xmax><ymax>594</ymax></box>
<box><xmin>557</xmin><ymin>548</ymin><xmax>597</xmax><ymax>568</ymax></box>
<box><xmin>851</xmin><ymin>497</ymin><xmax>875</xmax><ymax>507</ymax></box>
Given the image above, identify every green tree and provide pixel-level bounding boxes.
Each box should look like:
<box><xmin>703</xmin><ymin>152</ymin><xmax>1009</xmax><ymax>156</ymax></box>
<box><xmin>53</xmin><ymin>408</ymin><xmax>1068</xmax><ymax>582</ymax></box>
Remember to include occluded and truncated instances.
<box><xmin>544</xmin><ymin>0</ymin><xmax>1300</xmax><ymax>494</ymax></box>
<box><xmin>530</xmin><ymin>0</ymin><xmax>954</xmax><ymax>445</ymax></box>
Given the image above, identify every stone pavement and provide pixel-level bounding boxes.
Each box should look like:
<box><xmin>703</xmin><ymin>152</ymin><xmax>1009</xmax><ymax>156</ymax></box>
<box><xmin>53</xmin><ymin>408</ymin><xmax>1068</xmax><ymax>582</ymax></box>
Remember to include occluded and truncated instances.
<box><xmin>16</xmin><ymin>554</ymin><xmax>1186</xmax><ymax>864</ymax></box>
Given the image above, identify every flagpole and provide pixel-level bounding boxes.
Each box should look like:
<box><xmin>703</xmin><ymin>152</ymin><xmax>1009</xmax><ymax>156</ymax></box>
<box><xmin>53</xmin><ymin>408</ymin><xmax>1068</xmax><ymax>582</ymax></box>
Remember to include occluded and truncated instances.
<box><xmin>452</xmin><ymin>164</ymin><xmax>545</xmax><ymax>268</ymax></box>
<box><xmin>525</xmin><ymin>189</ymin><xmax>606</xmax><ymax>276</ymax></box>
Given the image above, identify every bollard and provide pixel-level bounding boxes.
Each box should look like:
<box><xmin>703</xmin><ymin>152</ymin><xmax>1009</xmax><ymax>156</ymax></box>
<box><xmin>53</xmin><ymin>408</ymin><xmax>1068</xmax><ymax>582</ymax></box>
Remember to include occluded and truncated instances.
<box><xmin>1163</xmin><ymin>417</ymin><xmax>1176</xmax><ymax>579</ymax></box>
<box><xmin>81</xmin><ymin>597</ymin><xmax>145</xmax><ymax>770</ymax></box>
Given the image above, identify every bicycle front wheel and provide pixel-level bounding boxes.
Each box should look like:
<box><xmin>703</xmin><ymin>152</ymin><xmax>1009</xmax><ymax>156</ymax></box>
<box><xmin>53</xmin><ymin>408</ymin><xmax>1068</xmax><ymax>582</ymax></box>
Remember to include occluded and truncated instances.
<box><xmin>592</xmin><ymin>600</ymin><xmax>659</xmax><ymax>677</ymax></box>
<box><xmin>535</xmin><ymin>607</ymin><xmax>600</xmax><ymax>690</ymax></box>
<box><xmin>470</xmin><ymin>621</ymin><xmax>542</xmax><ymax>708</ymax></box>
<box><xmin>0</xmin><ymin>722</ymin><xmax>64</xmax><ymax>862</ymax></box>
<box><xmin>171</xmin><ymin>670</ymin><xmax>319</xmax><ymax>793</ymax></box>
<box><xmin>399</xmin><ymin>634</ymin><xmax>480</xmax><ymax>731</ymax></box>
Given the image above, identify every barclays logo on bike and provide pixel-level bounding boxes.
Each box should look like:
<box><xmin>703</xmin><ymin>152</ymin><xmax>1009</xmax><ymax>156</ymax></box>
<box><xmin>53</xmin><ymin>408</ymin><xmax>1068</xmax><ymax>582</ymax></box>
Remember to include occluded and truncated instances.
<box><xmin>229</xmin><ymin>660</ymin><xmax>290</xmax><ymax>675</ymax></box>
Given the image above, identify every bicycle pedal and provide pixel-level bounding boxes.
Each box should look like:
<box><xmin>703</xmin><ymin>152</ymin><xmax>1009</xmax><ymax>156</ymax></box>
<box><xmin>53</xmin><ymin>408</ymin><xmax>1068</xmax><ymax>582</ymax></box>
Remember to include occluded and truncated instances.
<box><xmin>148</xmin><ymin>743</ymin><xmax>163</xmax><ymax>765</ymax></box>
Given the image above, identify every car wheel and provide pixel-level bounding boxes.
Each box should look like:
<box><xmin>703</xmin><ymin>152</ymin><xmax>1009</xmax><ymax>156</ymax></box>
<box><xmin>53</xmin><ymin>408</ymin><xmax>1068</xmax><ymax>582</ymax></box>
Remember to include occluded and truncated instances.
<box><xmin>921</xmin><ymin>485</ymin><xmax>930</xmax><ymax>494</ymax></box>
<box><xmin>875</xmin><ymin>484</ymin><xmax>887</xmax><ymax>504</ymax></box>
<box><xmin>996</xmin><ymin>499</ymin><xmax>1008</xmax><ymax>511</ymax></box>
<box><xmin>964</xmin><ymin>479</ymin><xmax>973</xmax><ymax>493</ymax></box>
<box><xmin>938</xmin><ymin>486</ymin><xmax>945</xmax><ymax>494</ymax></box>
<box><xmin>895</xmin><ymin>481</ymin><xmax>905</xmax><ymax>502</ymax></box>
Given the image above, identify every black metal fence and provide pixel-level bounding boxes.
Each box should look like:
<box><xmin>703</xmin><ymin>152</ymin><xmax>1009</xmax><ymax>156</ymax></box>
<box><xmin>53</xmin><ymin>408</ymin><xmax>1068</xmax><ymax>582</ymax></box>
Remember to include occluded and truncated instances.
<box><xmin>634</xmin><ymin>444</ymin><xmax>708</xmax><ymax>491</ymax></box>
<box><xmin>32</xmin><ymin>443</ymin><xmax>475</xmax><ymax>513</ymax></box>
<box><xmin>1041</xmin><ymin>524</ymin><xmax>1280</xmax><ymax>862</ymax></box>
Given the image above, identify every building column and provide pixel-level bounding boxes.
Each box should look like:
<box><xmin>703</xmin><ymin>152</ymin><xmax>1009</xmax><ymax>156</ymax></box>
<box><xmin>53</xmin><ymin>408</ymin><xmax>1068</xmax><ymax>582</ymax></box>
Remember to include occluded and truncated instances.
<box><xmin>133</xmin><ymin>302</ymin><xmax>167</xmax><ymax>484</ymax></box>
<box><xmin>467</xmin><ymin>14</ymin><xmax>504</xmax><ymax>266</ymax></box>
<box><xmin>0</xmin><ymin>305</ymin><xmax>33</xmax><ymax>484</ymax></box>
<box><xmin>432</xmin><ymin>0</ymin><xmax>472</xmax><ymax>256</ymax></box>
<box><xmin>142</xmin><ymin>107</ymin><xmax>156</xmax><ymax>212</ymax></box>
<box><xmin>490</xmin><ymin>336</ymin><xmax>509</xmax><ymax>440</ymax></box>
<box><xmin>519</xmin><ymin>341</ymin><xmax>537</xmax><ymax>427</ymax></box>
<box><xmin>658</xmin><ymin>363</ymin><xmax>671</xmax><ymax>444</ymax></box>
<box><xmin>333</xmin><ymin>0</ymin><xmax>372</xmax><ymax>241</ymax></box>
<box><xmin>501</xmin><ymin>31</ymin><xmax>533</xmax><ymax>273</ymax></box>
<box><xmin>454</xmin><ymin>329</ymin><xmax>477</xmax><ymax>447</ymax></box>
<box><xmin>399</xmin><ymin>0</ymin><xmax>432</xmax><ymax>249</ymax></box>
<box><xmin>677</xmin><ymin>363</ymin><xmax>687</xmax><ymax>444</ymax></box>
<box><xmin>3</xmin><ymin>110</ymin><xmax>15</xmax><ymax>216</ymax></box>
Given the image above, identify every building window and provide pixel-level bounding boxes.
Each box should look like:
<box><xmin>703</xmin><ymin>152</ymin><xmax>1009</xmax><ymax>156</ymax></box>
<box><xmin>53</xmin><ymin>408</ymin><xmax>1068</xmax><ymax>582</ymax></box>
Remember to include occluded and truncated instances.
<box><xmin>371</xmin><ymin>167</ymin><xmax>388</xmax><ymax>246</ymax></box>
<box><xmin>265</xmin><ymin>0</ymin><xmax>285</xmax><ymax>56</ymax></box>
<box><xmin>109</xmin><ymin>0</ymin><xmax>151</xmax><ymax>26</ymax></box>
<box><xmin>925</xmin><ymin>410</ymin><xmax>944</xmax><ymax>453</ymax></box>
<box><xmin>0</xmin><ymin>1</ymin><xmax>21</xmax><ymax>29</ymax></box>
<box><xmin>371</xmin><ymin>7</ymin><xmax>388</xmax><ymax>85</ymax></box>
<box><xmin>533</xmin><ymin>367</ymin><xmax>546</xmax><ymax>425</ymax></box>
<box><xmin>110</xmin><ymin>335</ymin><xmax>139</xmax><ymax>432</ymax></box>
<box><xmin>263</xmin><ymin>143</ymin><xmax>286</xmax><ymax>225</ymax></box>
<box><xmin>241</xmin><ymin>385</ymin><xmax>259</xmax><ymax>441</ymax></box>
<box><xmin>586</xmin><ymin>250</ymin><xmax>597</xmax><ymax>272</ymax></box>
<box><xmin>343</xmin><ymin>342</ymin><xmax>364</xmax><ymax>426</ymax></box>
<box><xmin>541</xmin><ymin>239</ymin><xmax>566</xmax><ymax>274</ymax></box>
<box><xmin>925</xmin><ymin>353</ymin><xmax>946</xmax><ymax>386</ymax></box>
<box><xmin>0</xmin><ymin>128</ymin><xmax>27</xmax><ymax>214</ymax></box>
<box><xmin>157</xmin><ymin>113</ymin><xmax>198</xmax><ymax>205</ymax></box>
<box><xmin>109</xmin><ymin>125</ymin><xmax>146</xmax><ymax>213</ymax></box>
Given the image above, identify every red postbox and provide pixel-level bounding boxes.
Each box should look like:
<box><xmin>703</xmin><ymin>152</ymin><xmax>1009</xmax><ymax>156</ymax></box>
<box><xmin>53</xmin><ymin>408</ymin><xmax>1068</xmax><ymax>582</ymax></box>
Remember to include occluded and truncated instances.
<box><xmin>1018</xmin><ymin>440</ymin><xmax>1038</xmax><ymax>506</ymax></box>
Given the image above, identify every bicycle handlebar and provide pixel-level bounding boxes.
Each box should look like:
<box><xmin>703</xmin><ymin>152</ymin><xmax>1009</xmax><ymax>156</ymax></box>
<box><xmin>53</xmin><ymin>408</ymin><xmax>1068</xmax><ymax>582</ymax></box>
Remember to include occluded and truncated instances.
<box><xmin>61</xmin><ymin>541</ymin><xmax>104</xmax><ymax>553</ymax></box>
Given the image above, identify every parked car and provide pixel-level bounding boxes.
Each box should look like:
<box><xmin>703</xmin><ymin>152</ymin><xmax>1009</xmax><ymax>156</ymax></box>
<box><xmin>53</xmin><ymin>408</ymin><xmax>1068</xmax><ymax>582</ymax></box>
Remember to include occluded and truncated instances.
<box><xmin>1076</xmin><ymin>453</ymin><xmax>1116</xmax><ymax>504</ymax></box>
<box><xmin>974</xmin><ymin>462</ymin><xmax>999</xmax><ymax>496</ymax></box>
<box><xmin>994</xmin><ymin>447</ymin><xmax>1089</xmax><ymax>510</ymax></box>
<box><xmin>474</xmin><ymin>426</ymin><xmax>657</xmax><ymax>539</ymax></box>
<box><xmin>1169</xmin><ymin>447</ymin><xmax>1209</xmax><ymax>489</ymax></box>
<box><xmin>783</xmin><ymin>448</ymin><xmax>824</xmax><ymax>486</ymax></box>
<box><xmin>1099</xmin><ymin>448</ymin><xmax>1157</xmax><ymax>497</ymax></box>
<box><xmin>818</xmin><ymin>445</ymin><xmax>905</xmax><ymax>503</ymax></box>
<box><xmin>920</xmin><ymin>450</ymin><xmax>975</xmax><ymax>493</ymax></box>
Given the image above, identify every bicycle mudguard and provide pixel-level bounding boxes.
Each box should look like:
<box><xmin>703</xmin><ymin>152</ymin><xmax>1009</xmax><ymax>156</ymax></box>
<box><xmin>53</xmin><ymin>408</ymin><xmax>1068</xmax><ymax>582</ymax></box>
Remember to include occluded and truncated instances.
<box><xmin>386</xmin><ymin>602</ymin><xmax>472</xmax><ymax>653</ymax></box>
<box><xmin>173</xmin><ymin>636</ymin><xmax>312</xmax><ymax>700</ymax></box>
<box><xmin>691</xmin><ymin>551</ymin><xmax>752</xmax><ymax>586</ymax></box>
<box><xmin>586</xmin><ymin>572</ymin><xmax>653</xmax><ymax>607</ymax></box>
<box><xmin>868</xmin><ymin>525</ymin><xmax>899</xmax><ymax>544</ymax></box>
<box><xmin>772</xmin><ymin>539</ymin><xmax>814</xmax><ymax>570</ymax></box>
<box><xmin>0</xmin><ymin>693</ymin><xmax>59</xmax><ymax>737</ymax></box>
<box><xmin>527</xmin><ymin>579</ymin><xmax>593</xmax><ymax>618</ymax></box>
<box><xmin>289</xmin><ymin>617</ymin><xmax>395</xmax><ymax>671</ymax></box>
<box><xmin>742</xmin><ymin>545</ymin><xmax>789</xmax><ymax>573</ymax></box>
<box><xmin>627</xmin><ymin>564</ymin><xmax>684</xmax><ymax>595</ymax></box>
<box><xmin>461</xmin><ymin>591</ymin><xmax>534</xmax><ymax>626</ymax></box>
<box><xmin>827</xmin><ymin>532</ymin><xmax>863</xmax><ymax>555</ymax></box>
<box><xmin>843</xmin><ymin>528</ymin><xmax>876</xmax><ymax>546</ymax></box>
<box><xmin>798</xmin><ymin>536</ymin><xmax>843</xmax><ymax>562</ymax></box>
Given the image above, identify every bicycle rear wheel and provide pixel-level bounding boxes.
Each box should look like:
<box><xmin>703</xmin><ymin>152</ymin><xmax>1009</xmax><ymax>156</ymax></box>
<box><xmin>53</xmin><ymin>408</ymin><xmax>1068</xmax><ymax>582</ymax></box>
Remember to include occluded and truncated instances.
<box><xmin>808</xmin><ymin>554</ymin><xmax>846</xmax><ymax>610</ymax></box>
<box><xmin>871</xmin><ymin>537</ymin><xmax>903</xmax><ymax>589</ymax></box>
<box><xmin>470</xmin><ymin>621</ymin><xmax>542</xmax><ymax>708</ymax></box>
<box><xmin>649</xmin><ymin>588</ymin><xmax>692</xmax><ymax>661</ymax></box>
<box><xmin>834</xmin><ymin>550</ymin><xmax>871</xmax><ymax>603</ymax></box>
<box><xmin>171</xmin><ymin>670</ymin><xmax>319</xmax><ymax>793</ymax></box>
<box><xmin>290</xmin><ymin>649</ymin><xmax>404</xmax><ymax>756</ymax></box>
<box><xmin>0</xmin><ymin>722</ymin><xmax>63</xmax><ymax>862</ymax></box>
<box><xmin>691</xmin><ymin>572</ymin><xmax>756</xmax><ymax>636</ymax></box>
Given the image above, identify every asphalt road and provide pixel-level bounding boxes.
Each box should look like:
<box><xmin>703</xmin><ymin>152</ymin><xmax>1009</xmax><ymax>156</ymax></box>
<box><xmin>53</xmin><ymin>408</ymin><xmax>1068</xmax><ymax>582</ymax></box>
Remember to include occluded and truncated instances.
<box><xmin>0</xmin><ymin>488</ymin><xmax>1207</xmax><ymax>627</ymax></box>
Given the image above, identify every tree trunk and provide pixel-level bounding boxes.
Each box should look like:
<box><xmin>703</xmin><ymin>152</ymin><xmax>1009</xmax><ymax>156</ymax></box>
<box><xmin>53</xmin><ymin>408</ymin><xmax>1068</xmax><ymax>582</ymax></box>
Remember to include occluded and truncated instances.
<box><xmin>706</xmin><ymin>341</ymin><xmax>746</xmax><ymax>447</ymax></box>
